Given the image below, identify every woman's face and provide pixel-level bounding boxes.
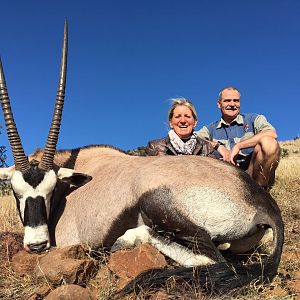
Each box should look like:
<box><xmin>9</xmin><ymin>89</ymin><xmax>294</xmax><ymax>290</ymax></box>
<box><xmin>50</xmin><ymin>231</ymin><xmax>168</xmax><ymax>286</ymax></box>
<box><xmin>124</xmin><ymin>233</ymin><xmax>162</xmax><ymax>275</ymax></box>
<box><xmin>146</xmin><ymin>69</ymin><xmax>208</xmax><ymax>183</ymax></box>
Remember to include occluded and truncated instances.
<box><xmin>170</xmin><ymin>105</ymin><xmax>197</xmax><ymax>139</ymax></box>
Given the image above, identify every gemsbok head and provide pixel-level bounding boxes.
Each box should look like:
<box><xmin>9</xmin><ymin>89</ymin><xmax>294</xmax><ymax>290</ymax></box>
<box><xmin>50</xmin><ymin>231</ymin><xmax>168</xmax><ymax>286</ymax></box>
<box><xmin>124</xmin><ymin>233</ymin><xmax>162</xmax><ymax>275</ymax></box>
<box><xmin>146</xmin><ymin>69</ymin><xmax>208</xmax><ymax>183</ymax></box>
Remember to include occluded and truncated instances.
<box><xmin>0</xmin><ymin>21</ymin><xmax>91</xmax><ymax>252</ymax></box>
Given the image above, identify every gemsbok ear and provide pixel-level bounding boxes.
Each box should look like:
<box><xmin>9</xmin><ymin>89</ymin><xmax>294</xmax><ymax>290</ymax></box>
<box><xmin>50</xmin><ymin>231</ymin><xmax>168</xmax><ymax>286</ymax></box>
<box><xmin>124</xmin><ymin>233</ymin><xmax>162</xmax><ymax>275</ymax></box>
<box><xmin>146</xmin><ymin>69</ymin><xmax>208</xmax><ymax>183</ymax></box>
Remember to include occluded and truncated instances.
<box><xmin>57</xmin><ymin>167</ymin><xmax>92</xmax><ymax>187</ymax></box>
<box><xmin>0</xmin><ymin>167</ymin><xmax>14</xmax><ymax>180</ymax></box>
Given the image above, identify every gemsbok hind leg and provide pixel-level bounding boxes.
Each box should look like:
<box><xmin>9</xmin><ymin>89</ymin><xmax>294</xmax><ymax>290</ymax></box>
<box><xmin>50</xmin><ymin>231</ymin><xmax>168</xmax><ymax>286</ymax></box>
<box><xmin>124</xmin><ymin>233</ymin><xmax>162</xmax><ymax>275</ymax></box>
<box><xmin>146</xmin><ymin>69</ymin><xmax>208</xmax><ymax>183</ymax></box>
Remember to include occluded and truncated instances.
<box><xmin>111</xmin><ymin>225</ymin><xmax>225</xmax><ymax>267</ymax></box>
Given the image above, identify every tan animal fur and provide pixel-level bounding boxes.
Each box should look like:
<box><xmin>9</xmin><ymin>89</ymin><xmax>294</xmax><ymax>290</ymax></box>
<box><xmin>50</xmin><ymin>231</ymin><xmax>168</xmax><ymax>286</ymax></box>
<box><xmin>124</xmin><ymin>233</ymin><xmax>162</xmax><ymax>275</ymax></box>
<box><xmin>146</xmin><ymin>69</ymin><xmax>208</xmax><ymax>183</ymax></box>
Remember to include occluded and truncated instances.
<box><xmin>30</xmin><ymin>146</ymin><xmax>279</xmax><ymax>254</ymax></box>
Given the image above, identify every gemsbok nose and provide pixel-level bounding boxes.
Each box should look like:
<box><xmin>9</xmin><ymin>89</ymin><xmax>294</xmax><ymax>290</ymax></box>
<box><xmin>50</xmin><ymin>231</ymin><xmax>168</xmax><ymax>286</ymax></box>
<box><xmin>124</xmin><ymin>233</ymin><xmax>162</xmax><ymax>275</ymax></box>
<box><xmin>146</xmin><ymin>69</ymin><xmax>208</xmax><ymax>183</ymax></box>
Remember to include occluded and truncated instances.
<box><xmin>28</xmin><ymin>241</ymin><xmax>49</xmax><ymax>253</ymax></box>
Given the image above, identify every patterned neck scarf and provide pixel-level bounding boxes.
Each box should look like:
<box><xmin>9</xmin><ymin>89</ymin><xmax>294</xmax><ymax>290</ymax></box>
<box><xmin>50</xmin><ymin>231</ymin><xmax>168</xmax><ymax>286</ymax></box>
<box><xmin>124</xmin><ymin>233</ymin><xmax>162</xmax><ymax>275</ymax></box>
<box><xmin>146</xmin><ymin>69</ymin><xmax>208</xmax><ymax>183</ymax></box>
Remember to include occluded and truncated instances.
<box><xmin>168</xmin><ymin>130</ymin><xmax>197</xmax><ymax>155</ymax></box>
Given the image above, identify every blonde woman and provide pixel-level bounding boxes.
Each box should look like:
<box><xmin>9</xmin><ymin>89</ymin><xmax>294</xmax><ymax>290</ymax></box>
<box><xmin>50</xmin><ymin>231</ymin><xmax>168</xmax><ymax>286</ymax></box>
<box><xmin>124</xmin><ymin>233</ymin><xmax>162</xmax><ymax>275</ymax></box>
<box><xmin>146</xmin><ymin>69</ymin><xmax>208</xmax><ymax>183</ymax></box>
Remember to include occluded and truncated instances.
<box><xmin>146</xmin><ymin>98</ymin><xmax>214</xmax><ymax>156</ymax></box>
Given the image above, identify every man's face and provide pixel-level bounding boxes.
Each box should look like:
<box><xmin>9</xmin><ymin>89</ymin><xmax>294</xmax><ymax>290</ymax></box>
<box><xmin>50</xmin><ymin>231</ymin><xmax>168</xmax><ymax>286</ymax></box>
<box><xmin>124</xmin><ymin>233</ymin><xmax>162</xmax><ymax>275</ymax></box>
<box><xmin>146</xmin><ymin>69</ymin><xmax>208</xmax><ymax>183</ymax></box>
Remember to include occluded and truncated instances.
<box><xmin>217</xmin><ymin>89</ymin><xmax>240</xmax><ymax>123</ymax></box>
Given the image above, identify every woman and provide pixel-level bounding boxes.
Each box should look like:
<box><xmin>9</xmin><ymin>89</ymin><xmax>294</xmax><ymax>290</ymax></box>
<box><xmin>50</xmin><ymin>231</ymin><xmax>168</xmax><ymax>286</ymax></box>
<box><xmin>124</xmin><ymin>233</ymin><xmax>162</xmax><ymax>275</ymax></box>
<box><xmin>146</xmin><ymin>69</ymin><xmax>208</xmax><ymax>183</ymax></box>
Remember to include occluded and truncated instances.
<box><xmin>146</xmin><ymin>98</ymin><xmax>214</xmax><ymax>156</ymax></box>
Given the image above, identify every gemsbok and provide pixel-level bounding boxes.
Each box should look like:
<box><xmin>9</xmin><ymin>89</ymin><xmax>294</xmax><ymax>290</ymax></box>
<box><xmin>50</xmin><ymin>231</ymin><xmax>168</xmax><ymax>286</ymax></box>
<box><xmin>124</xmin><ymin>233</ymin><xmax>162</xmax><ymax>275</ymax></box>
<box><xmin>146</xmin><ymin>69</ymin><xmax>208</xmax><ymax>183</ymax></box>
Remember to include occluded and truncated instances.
<box><xmin>0</xmin><ymin>22</ymin><xmax>284</xmax><ymax>295</ymax></box>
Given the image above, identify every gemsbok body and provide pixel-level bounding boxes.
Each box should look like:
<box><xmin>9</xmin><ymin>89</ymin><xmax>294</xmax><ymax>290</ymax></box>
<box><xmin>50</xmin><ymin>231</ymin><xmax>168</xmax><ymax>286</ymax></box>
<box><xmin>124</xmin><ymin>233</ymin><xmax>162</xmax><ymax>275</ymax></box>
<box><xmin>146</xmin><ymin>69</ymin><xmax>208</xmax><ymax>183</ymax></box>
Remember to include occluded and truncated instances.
<box><xmin>0</xmin><ymin>22</ymin><xmax>284</xmax><ymax>295</ymax></box>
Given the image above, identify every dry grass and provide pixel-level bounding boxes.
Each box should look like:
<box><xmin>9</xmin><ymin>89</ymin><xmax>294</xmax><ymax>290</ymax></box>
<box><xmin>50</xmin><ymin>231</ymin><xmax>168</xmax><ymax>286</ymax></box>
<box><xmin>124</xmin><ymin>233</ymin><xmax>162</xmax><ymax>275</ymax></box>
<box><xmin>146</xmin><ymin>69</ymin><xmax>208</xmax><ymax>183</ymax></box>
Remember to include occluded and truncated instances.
<box><xmin>272</xmin><ymin>140</ymin><xmax>300</xmax><ymax>254</ymax></box>
<box><xmin>0</xmin><ymin>139</ymin><xmax>299</xmax><ymax>299</ymax></box>
<box><xmin>0</xmin><ymin>268</ymin><xmax>44</xmax><ymax>300</ymax></box>
<box><xmin>0</xmin><ymin>195</ymin><xmax>23</xmax><ymax>233</ymax></box>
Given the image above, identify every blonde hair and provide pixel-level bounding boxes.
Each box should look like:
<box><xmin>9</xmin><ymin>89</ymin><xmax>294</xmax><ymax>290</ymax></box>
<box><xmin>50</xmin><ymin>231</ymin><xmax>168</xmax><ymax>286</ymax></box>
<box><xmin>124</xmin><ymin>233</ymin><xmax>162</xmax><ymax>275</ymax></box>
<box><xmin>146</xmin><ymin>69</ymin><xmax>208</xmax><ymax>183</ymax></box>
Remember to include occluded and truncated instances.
<box><xmin>168</xmin><ymin>98</ymin><xmax>198</xmax><ymax>121</ymax></box>
<box><xmin>218</xmin><ymin>86</ymin><xmax>241</xmax><ymax>100</ymax></box>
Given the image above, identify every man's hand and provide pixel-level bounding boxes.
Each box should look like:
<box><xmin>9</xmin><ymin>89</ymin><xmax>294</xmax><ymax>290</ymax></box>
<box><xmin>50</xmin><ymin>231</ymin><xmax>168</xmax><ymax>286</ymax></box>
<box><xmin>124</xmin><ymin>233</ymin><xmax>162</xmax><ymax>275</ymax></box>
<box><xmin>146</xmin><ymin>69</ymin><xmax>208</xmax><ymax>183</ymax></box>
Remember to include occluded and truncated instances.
<box><xmin>230</xmin><ymin>144</ymin><xmax>241</xmax><ymax>165</ymax></box>
<box><xmin>217</xmin><ymin>145</ymin><xmax>231</xmax><ymax>162</ymax></box>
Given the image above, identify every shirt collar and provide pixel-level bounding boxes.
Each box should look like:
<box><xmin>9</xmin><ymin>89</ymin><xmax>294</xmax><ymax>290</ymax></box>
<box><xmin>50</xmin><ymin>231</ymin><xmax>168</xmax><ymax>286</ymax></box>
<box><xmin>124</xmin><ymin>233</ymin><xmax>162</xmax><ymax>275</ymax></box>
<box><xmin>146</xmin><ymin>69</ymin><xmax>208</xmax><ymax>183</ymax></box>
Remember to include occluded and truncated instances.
<box><xmin>217</xmin><ymin>114</ymin><xmax>244</xmax><ymax>128</ymax></box>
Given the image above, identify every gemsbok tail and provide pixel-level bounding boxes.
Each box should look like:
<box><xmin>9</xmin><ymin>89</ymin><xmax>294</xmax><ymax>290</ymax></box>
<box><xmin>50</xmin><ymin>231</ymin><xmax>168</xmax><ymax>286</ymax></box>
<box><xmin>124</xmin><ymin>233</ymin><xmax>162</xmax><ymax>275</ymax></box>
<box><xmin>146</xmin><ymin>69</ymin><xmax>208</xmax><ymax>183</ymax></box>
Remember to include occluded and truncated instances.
<box><xmin>113</xmin><ymin>213</ymin><xmax>284</xmax><ymax>298</ymax></box>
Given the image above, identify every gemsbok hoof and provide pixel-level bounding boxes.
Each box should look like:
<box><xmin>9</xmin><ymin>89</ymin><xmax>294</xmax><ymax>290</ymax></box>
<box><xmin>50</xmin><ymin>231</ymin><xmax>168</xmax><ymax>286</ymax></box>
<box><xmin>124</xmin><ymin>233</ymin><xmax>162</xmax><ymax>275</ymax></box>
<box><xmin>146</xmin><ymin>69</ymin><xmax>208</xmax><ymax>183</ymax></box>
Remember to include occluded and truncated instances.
<box><xmin>111</xmin><ymin>225</ymin><xmax>150</xmax><ymax>252</ymax></box>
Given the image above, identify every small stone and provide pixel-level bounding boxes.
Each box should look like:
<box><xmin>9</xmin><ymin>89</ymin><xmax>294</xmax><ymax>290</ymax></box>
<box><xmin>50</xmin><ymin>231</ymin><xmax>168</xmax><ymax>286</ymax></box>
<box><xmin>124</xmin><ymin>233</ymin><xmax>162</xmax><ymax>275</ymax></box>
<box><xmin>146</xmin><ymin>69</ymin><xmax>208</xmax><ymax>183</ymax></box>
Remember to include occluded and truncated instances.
<box><xmin>44</xmin><ymin>284</ymin><xmax>93</xmax><ymax>300</ymax></box>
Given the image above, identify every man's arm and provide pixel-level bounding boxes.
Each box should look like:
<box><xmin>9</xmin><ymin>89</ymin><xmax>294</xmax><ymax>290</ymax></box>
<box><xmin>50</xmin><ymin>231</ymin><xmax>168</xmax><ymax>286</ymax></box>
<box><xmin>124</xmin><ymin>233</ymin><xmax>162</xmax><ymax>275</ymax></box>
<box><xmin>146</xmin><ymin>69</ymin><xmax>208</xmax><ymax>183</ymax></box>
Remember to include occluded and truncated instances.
<box><xmin>229</xmin><ymin>114</ymin><xmax>277</xmax><ymax>165</ymax></box>
<box><xmin>230</xmin><ymin>129</ymin><xmax>277</xmax><ymax>165</ymax></box>
<box><xmin>235</xmin><ymin>129</ymin><xmax>277</xmax><ymax>149</ymax></box>
<box><xmin>196</xmin><ymin>126</ymin><xmax>231</xmax><ymax>160</ymax></box>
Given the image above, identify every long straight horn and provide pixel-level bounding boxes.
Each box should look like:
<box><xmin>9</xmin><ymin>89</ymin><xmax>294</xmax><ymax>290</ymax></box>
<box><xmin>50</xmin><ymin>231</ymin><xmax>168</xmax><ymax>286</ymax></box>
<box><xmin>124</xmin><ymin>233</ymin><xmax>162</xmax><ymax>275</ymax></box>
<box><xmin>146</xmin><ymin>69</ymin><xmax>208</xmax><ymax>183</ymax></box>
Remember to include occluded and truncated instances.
<box><xmin>0</xmin><ymin>58</ymin><xmax>30</xmax><ymax>172</ymax></box>
<box><xmin>39</xmin><ymin>21</ymin><xmax>68</xmax><ymax>171</ymax></box>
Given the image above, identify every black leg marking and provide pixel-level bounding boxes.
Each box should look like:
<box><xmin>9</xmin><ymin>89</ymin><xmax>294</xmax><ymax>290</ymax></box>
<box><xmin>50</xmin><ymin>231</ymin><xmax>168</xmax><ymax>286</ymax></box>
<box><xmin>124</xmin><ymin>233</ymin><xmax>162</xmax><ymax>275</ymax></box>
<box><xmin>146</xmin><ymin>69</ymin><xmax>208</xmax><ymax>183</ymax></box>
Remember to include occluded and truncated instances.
<box><xmin>103</xmin><ymin>204</ymin><xmax>140</xmax><ymax>247</ymax></box>
<box><xmin>139</xmin><ymin>186</ymin><xmax>224</xmax><ymax>263</ymax></box>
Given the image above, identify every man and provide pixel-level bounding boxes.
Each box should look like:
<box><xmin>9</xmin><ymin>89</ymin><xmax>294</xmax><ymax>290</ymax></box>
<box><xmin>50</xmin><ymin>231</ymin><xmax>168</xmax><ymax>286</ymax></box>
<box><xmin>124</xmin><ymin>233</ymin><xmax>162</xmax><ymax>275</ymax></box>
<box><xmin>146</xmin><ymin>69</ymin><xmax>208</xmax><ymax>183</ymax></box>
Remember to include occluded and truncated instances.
<box><xmin>197</xmin><ymin>86</ymin><xmax>280</xmax><ymax>191</ymax></box>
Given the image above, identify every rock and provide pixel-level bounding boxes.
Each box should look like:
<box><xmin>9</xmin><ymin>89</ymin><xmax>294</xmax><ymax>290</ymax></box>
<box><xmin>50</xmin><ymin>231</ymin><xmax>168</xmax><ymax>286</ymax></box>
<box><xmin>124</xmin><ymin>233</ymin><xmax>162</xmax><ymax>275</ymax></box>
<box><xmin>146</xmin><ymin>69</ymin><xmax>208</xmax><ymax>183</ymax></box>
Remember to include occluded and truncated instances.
<box><xmin>58</xmin><ymin>244</ymin><xmax>87</xmax><ymax>260</ymax></box>
<box><xmin>11</xmin><ymin>250</ymin><xmax>41</xmax><ymax>276</ymax></box>
<box><xmin>27</xmin><ymin>295</ymin><xmax>38</xmax><ymax>300</ymax></box>
<box><xmin>44</xmin><ymin>284</ymin><xmax>94</xmax><ymax>300</ymax></box>
<box><xmin>35</xmin><ymin>245</ymin><xmax>97</xmax><ymax>286</ymax></box>
<box><xmin>36</xmin><ymin>284</ymin><xmax>52</xmax><ymax>296</ymax></box>
<box><xmin>108</xmin><ymin>244</ymin><xmax>167</xmax><ymax>288</ymax></box>
<box><xmin>27</xmin><ymin>284</ymin><xmax>52</xmax><ymax>299</ymax></box>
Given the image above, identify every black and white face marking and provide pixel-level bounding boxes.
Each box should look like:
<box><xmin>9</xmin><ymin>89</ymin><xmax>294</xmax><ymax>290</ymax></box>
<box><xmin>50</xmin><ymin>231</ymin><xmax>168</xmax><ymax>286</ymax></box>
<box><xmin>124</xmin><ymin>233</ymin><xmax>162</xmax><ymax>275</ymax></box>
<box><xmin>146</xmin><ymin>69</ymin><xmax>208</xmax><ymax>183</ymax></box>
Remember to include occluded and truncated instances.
<box><xmin>11</xmin><ymin>165</ymin><xmax>57</xmax><ymax>252</ymax></box>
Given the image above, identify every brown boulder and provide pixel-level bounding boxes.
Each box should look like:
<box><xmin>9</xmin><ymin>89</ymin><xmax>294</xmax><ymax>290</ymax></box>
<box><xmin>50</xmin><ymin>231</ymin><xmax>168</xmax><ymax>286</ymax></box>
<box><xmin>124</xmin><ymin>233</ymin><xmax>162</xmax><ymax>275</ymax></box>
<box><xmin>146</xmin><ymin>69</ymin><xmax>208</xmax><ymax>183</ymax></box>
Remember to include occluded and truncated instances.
<box><xmin>35</xmin><ymin>245</ymin><xmax>96</xmax><ymax>285</ymax></box>
<box><xmin>58</xmin><ymin>244</ymin><xmax>87</xmax><ymax>259</ymax></box>
<box><xmin>28</xmin><ymin>284</ymin><xmax>52</xmax><ymax>299</ymax></box>
<box><xmin>44</xmin><ymin>284</ymin><xmax>94</xmax><ymax>300</ymax></box>
<box><xmin>108</xmin><ymin>243</ymin><xmax>167</xmax><ymax>288</ymax></box>
<box><xmin>11</xmin><ymin>250</ymin><xmax>41</xmax><ymax>276</ymax></box>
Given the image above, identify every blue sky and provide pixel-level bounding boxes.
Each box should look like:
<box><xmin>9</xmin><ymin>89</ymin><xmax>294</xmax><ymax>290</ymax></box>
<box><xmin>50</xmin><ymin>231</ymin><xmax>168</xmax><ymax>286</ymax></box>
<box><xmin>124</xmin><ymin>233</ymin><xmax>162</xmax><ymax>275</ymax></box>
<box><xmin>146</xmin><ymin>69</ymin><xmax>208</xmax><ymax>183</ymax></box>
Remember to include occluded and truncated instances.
<box><xmin>0</xmin><ymin>1</ymin><xmax>299</xmax><ymax>165</ymax></box>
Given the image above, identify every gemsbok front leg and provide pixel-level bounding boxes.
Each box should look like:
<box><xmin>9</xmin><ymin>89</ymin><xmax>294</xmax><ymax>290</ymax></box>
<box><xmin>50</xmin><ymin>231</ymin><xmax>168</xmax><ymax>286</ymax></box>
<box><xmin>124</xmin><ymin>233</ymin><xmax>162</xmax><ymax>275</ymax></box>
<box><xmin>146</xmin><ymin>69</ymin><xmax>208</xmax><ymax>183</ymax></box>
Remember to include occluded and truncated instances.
<box><xmin>111</xmin><ymin>225</ymin><xmax>225</xmax><ymax>267</ymax></box>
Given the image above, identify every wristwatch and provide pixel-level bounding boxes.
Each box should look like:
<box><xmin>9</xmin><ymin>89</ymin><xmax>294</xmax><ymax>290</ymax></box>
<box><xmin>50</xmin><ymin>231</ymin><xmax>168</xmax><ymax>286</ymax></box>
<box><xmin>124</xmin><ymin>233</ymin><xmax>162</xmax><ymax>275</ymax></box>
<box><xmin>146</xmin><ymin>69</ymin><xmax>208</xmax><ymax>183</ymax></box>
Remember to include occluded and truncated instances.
<box><xmin>214</xmin><ymin>141</ymin><xmax>223</xmax><ymax>151</ymax></box>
